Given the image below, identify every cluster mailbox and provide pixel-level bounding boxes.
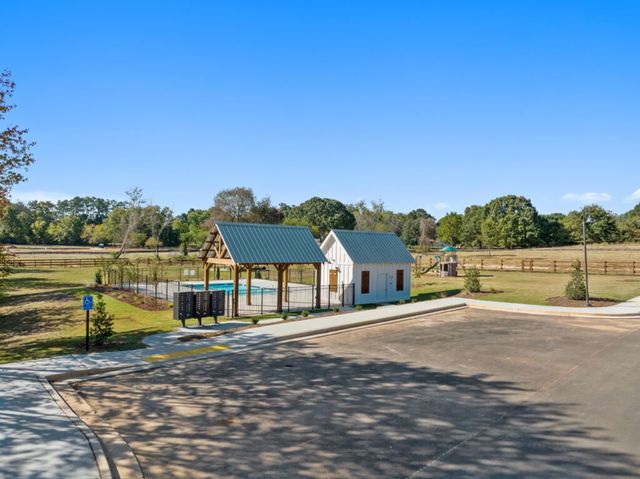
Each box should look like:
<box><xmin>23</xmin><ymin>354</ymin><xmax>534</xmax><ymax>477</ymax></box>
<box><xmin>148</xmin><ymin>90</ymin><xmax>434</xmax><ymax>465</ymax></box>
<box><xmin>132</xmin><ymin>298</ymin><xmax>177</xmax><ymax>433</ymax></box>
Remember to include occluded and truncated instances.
<box><xmin>173</xmin><ymin>290</ymin><xmax>225</xmax><ymax>327</ymax></box>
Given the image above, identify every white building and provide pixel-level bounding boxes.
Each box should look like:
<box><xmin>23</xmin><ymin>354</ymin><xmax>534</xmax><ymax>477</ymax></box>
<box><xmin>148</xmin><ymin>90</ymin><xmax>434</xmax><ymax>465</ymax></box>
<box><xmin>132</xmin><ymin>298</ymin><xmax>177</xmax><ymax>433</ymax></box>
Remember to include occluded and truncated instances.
<box><xmin>321</xmin><ymin>229</ymin><xmax>415</xmax><ymax>305</ymax></box>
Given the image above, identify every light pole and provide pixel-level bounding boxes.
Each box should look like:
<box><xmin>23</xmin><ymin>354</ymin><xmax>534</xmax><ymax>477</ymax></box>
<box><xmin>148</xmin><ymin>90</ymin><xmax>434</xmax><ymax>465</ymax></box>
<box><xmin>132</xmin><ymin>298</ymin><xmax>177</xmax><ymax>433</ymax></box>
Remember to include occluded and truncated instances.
<box><xmin>582</xmin><ymin>215</ymin><xmax>591</xmax><ymax>307</ymax></box>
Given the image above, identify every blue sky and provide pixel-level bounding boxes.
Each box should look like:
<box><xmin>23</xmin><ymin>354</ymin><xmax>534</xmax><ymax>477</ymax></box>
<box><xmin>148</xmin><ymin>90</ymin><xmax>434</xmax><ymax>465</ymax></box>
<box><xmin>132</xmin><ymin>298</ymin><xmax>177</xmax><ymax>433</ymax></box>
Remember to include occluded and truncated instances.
<box><xmin>2</xmin><ymin>0</ymin><xmax>639</xmax><ymax>217</ymax></box>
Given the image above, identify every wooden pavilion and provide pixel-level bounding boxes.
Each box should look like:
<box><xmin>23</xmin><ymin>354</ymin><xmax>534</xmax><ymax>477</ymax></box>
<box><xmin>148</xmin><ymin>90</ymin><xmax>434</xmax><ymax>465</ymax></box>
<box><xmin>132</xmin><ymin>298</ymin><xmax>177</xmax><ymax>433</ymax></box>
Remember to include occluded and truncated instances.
<box><xmin>198</xmin><ymin>222</ymin><xmax>327</xmax><ymax>317</ymax></box>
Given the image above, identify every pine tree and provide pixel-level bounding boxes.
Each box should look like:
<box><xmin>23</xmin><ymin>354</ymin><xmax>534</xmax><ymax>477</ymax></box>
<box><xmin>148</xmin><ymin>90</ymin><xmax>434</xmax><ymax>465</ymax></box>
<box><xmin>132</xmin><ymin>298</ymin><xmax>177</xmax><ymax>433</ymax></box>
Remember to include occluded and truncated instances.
<box><xmin>90</xmin><ymin>295</ymin><xmax>115</xmax><ymax>346</ymax></box>
<box><xmin>565</xmin><ymin>260</ymin><xmax>586</xmax><ymax>300</ymax></box>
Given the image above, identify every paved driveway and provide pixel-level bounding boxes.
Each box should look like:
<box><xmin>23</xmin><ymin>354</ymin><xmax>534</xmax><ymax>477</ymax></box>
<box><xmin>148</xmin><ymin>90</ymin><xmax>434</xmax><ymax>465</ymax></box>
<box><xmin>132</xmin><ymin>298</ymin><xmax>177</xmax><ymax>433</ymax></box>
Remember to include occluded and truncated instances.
<box><xmin>76</xmin><ymin>309</ymin><xmax>640</xmax><ymax>478</ymax></box>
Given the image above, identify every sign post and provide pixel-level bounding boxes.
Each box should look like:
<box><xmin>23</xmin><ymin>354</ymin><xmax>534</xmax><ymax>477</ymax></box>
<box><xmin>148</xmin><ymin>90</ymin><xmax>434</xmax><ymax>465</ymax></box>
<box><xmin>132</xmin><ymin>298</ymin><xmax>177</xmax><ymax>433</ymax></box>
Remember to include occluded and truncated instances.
<box><xmin>83</xmin><ymin>295</ymin><xmax>94</xmax><ymax>352</ymax></box>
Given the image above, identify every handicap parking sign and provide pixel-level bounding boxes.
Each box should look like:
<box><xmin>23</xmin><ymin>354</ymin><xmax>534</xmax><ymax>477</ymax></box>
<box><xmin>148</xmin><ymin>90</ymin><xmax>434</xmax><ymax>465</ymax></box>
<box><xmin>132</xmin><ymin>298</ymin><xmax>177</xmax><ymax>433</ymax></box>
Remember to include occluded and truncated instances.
<box><xmin>83</xmin><ymin>295</ymin><xmax>94</xmax><ymax>311</ymax></box>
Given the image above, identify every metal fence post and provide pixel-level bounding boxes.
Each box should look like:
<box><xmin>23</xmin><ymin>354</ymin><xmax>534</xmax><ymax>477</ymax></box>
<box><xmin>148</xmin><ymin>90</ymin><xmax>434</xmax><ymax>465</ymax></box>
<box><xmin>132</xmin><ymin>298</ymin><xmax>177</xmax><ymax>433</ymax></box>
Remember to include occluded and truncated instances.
<box><xmin>328</xmin><ymin>285</ymin><xmax>331</xmax><ymax>309</ymax></box>
<box><xmin>154</xmin><ymin>282</ymin><xmax>158</xmax><ymax>299</ymax></box>
<box><xmin>341</xmin><ymin>283</ymin><xmax>345</xmax><ymax>307</ymax></box>
<box><xmin>166</xmin><ymin>279</ymin><xmax>169</xmax><ymax>300</ymax></box>
<box><xmin>261</xmin><ymin>289</ymin><xmax>264</xmax><ymax>315</ymax></box>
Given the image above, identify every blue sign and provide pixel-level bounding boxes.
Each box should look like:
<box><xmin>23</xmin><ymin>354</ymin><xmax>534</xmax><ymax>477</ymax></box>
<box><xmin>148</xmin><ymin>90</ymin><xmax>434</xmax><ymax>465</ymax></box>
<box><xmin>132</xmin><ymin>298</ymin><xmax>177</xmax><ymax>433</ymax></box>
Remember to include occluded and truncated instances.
<box><xmin>83</xmin><ymin>295</ymin><xmax>94</xmax><ymax>311</ymax></box>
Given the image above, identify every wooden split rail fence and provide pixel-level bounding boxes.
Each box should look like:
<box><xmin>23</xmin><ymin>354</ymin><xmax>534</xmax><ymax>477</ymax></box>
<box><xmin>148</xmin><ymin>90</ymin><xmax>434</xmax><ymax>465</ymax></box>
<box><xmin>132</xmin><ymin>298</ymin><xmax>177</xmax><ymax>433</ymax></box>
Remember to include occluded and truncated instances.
<box><xmin>457</xmin><ymin>258</ymin><xmax>639</xmax><ymax>276</ymax></box>
<box><xmin>16</xmin><ymin>257</ymin><xmax>201</xmax><ymax>268</ymax></box>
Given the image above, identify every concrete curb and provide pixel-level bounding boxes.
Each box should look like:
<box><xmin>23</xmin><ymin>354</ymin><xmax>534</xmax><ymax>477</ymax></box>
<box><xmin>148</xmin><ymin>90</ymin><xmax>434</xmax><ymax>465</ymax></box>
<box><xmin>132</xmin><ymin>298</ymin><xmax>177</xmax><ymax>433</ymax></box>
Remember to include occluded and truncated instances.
<box><xmin>40</xmin><ymin>377</ymin><xmax>113</xmax><ymax>479</ymax></box>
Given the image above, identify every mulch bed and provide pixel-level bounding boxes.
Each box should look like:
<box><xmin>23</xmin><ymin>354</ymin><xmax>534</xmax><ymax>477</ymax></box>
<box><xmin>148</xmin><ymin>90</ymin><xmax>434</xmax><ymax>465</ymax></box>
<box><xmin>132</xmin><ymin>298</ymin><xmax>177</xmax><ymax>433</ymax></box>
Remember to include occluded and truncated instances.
<box><xmin>545</xmin><ymin>296</ymin><xmax>619</xmax><ymax>308</ymax></box>
<box><xmin>96</xmin><ymin>287</ymin><xmax>171</xmax><ymax>311</ymax></box>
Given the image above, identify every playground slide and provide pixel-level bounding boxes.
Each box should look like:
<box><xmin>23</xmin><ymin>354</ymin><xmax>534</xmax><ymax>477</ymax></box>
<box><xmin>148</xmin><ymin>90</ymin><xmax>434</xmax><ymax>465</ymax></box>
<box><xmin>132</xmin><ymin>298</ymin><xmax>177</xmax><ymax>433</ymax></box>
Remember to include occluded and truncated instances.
<box><xmin>420</xmin><ymin>261</ymin><xmax>440</xmax><ymax>274</ymax></box>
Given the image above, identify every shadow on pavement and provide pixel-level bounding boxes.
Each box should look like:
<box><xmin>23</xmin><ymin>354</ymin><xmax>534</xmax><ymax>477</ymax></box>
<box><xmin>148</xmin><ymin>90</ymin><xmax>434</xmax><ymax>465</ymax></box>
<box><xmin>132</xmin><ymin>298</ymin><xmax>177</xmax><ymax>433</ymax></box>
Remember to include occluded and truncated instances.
<box><xmin>78</xmin><ymin>341</ymin><xmax>640</xmax><ymax>479</ymax></box>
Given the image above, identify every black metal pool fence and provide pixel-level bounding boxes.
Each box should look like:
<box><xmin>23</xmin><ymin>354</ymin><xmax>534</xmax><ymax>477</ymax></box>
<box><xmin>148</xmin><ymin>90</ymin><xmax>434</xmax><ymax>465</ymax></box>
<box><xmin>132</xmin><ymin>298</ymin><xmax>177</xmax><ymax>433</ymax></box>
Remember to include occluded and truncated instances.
<box><xmin>106</xmin><ymin>272</ymin><xmax>355</xmax><ymax>317</ymax></box>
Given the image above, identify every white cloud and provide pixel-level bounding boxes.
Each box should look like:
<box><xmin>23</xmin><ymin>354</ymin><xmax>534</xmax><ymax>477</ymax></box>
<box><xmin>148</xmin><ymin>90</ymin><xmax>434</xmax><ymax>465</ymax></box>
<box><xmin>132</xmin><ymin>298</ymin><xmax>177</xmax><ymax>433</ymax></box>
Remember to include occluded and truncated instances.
<box><xmin>625</xmin><ymin>188</ymin><xmax>640</xmax><ymax>203</ymax></box>
<box><xmin>433</xmin><ymin>202</ymin><xmax>449</xmax><ymax>211</ymax></box>
<box><xmin>10</xmin><ymin>190</ymin><xmax>72</xmax><ymax>203</ymax></box>
<box><xmin>561</xmin><ymin>192</ymin><xmax>612</xmax><ymax>203</ymax></box>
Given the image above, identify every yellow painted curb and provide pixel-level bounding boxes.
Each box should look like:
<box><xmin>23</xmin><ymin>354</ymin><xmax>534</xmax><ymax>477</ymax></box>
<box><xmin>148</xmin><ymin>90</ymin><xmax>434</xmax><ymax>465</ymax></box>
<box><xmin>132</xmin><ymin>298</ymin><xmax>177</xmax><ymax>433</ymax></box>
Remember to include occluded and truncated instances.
<box><xmin>144</xmin><ymin>344</ymin><xmax>230</xmax><ymax>362</ymax></box>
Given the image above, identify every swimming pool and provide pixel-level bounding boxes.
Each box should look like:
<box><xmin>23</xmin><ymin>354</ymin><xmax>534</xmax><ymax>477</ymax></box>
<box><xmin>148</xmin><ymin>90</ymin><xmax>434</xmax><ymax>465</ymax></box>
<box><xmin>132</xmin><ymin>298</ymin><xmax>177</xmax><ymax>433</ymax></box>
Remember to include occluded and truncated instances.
<box><xmin>188</xmin><ymin>282</ymin><xmax>276</xmax><ymax>294</ymax></box>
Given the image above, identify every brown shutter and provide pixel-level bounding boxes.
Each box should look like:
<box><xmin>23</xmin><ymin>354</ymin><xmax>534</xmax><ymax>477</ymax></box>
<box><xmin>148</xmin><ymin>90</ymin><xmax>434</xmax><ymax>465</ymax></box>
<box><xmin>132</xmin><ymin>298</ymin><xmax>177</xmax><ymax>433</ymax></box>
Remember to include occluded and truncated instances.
<box><xmin>361</xmin><ymin>271</ymin><xmax>370</xmax><ymax>294</ymax></box>
<box><xmin>396</xmin><ymin>269</ymin><xmax>404</xmax><ymax>291</ymax></box>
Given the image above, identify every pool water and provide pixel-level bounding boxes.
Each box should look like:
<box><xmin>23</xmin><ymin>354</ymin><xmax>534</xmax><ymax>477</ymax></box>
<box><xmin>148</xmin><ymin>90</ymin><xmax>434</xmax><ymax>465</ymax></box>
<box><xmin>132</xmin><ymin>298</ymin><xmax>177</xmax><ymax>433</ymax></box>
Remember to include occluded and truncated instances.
<box><xmin>188</xmin><ymin>282</ymin><xmax>275</xmax><ymax>294</ymax></box>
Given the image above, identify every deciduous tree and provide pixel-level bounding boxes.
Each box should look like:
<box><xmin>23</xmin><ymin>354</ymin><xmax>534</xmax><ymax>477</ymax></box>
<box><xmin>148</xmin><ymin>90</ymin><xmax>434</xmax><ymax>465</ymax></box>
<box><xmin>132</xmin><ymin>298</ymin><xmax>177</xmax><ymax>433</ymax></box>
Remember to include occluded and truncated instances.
<box><xmin>0</xmin><ymin>71</ymin><xmax>35</xmax><ymax>206</ymax></box>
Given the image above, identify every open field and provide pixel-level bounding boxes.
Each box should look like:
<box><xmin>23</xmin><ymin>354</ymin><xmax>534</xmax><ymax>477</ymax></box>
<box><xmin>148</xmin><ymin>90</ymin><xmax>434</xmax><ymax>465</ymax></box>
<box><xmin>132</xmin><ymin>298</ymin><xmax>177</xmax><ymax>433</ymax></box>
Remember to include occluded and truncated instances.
<box><xmin>75</xmin><ymin>309</ymin><xmax>640</xmax><ymax>478</ymax></box>
<box><xmin>412</xmin><ymin>271</ymin><xmax>640</xmax><ymax>306</ymax></box>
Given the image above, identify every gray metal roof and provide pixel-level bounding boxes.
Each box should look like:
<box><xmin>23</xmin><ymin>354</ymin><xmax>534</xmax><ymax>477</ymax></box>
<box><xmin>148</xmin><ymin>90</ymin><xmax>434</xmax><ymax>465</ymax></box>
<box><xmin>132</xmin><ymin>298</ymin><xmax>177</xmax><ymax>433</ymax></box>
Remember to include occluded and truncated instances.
<box><xmin>330</xmin><ymin>230</ymin><xmax>415</xmax><ymax>264</ymax></box>
<box><xmin>216</xmin><ymin>222</ymin><xmax>327</xmax><ymax>264</ymax></box>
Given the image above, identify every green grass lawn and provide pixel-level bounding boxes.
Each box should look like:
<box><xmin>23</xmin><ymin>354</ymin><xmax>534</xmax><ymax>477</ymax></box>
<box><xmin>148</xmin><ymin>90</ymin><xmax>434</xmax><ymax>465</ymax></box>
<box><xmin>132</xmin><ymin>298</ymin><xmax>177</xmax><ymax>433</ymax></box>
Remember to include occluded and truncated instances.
<box><xmin>0</xmin><ymin>267</ymin><xmax>181</xmax><ymax>364</ymax></box>
<box><xmin>412</xmin><ymin>271</ymin><xmax>640</xmax><ymax>305</ymax></box>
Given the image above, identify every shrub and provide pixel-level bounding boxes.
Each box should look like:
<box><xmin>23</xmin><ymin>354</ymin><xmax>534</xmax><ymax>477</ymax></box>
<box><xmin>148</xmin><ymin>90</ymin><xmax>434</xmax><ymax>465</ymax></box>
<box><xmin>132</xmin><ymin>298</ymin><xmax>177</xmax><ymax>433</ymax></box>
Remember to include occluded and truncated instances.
<box><xmin>398</xmin><ymin>299</ymin><xmax>406</xmax><ymax>305</ymax></box>
<box><xmin>565</xmin><ymin>260</ymin><xmax>586</xmax><ymax>300</ymax></box>
<box><xmin>355</xmin><ymin>305</ymin><xmax>363</xmax><ymax>311</ymax></box>
<box><xmin>90</xmin><ymin>295</ymin><xmax>115</xmax><ymax>346</ymax></box>
<box><xmin>252</xmin><ymin>317</ymin><xmax>260</xmax><ymax>325</ymax></box>
<box><xmin>301</xmin><ymin>310</ymin><xmax>309</xmax><ymax>317</ymax></box>
<box><xmin>464</xmin><ymin>267</ymin><xmax>481</xmax><ymax>293</ymax></box>
<box><xmin>282</xmin><ymin>313</ymin><xmax>289</xmax><ymax>320</ymax></box>
<box><xmin>94</xmin><ymin>270</ymin><xmax>103</xmax><ymax>285</ymax></box>
<box><xmin>332</xmin><ymin>307</ymin><xmax>340</xmax><ymax>313</ymax></box>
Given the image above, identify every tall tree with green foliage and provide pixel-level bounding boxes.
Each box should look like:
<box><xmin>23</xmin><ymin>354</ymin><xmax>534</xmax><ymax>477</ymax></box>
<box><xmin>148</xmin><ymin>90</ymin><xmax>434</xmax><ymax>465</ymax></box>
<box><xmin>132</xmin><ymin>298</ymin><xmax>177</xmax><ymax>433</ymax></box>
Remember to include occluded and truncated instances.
<box><xmin>437</xmin><ymin>212</ymin><xmax>463</xmax><ymax>246</ymax></box>
<box><xmin>401</xmin><ymin>209</ymin><xmax>433</xmax><ymax>245</ymax></box>
<box><xmin>539</xmin><ymin>213</ymin><xmax>572</xmax><ymax>246</ymax></box>
<box><xmin>210</xmin><ymin>186</ymin><xmax>256</xmax><ymax>222</ymax></box>
<box><xmin>285</xmin><ymin>197</ymin><xmax>355</xmax><ymax>238</ymax></box>
<box><xmin>460</xmin><ymin>205</ymin><xmax>484</xmax><ymax>248</ymax></box>
<box><xmin>173</xmin><ymin>208</ymin><xmax>209</xmax><ymax>248</ymax></box>
<box><xmin>1</xmin><ymin>71</ymin><xmax>35</xmax><ymax>206</ymax></box>
<box><xmin>482</xmin><ymin>195</ymin><xmax>541</xmax><ymax>248</ymax></box>
<box><xmin>563</xmin><ymin>205</ymin><xmax>619</xmax><ymax>244</ymax></box>
<box><xmin>618</xmin><ymin>203</ymin><xmax>640</xmax><ymax>242</ymax></box>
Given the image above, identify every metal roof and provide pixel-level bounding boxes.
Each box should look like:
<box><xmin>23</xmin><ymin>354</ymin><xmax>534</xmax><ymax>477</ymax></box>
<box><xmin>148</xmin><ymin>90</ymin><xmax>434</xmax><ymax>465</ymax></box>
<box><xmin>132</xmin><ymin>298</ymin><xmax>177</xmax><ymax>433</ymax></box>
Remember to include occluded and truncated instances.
<box><xmin>329</xmin><ymin>230</ymin><xmax>415</xmax><ymax>264</ymax></box>
<box><xmin>215</xmin><ymin>222</ymin><xmax>327</xmax><ymax>264</ymax></box>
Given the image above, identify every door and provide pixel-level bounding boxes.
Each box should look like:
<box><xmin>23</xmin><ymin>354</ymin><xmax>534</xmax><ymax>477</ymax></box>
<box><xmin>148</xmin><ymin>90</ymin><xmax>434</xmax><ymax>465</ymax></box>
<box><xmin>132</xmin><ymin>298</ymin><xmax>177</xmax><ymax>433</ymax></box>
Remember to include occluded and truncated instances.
<box><xmin>329</xmin><ymin>269</ymin><xmax>338</xmax><ymax>293</ymax></box>
<box><xmin>387</xmin><ymin>274</ymin><xmax>395</xmax><ymax>300</ymax></box>
<box><xmin>378</xmin><ymin>273</ymin><xmax>388</xmax><ymax>301</ymax></box>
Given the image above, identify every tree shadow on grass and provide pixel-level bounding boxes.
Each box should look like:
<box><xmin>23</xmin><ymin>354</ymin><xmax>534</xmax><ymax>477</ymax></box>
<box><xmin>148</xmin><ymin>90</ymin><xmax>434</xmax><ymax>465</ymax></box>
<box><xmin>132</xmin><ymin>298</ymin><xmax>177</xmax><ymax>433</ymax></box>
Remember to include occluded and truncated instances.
<box><xmin>0</xmin><ymin>293</ymin><xmax>78</xmax><ymax>340</ymax></box>
<box><xmin>78</xmin><ymin>341</ymin><xmax>640</xmax><ymax>479</ymax></box>
<box><xmin>2</xmin><ymin>275</ymin><xmax>83</xmax><ymax>294</ymax></box>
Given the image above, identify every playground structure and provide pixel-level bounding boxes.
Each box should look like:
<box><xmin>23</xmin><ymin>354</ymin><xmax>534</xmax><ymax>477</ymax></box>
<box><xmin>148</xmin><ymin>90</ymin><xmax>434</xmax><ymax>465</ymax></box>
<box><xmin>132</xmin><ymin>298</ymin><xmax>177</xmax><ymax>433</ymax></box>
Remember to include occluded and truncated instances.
<box><xmin>415</xmin><ymin>245</ymin><xmax>459</xmax><ymax>277</ymax></box>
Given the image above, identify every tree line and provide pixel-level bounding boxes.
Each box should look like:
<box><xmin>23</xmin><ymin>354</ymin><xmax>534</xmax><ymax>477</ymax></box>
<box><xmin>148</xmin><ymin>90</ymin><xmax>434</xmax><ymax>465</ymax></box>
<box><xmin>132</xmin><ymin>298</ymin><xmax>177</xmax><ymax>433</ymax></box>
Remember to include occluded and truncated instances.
<box><xmin>1</xmin><ymin>187</ymin><xmax>640</xmax><ymax>252</ymax></box>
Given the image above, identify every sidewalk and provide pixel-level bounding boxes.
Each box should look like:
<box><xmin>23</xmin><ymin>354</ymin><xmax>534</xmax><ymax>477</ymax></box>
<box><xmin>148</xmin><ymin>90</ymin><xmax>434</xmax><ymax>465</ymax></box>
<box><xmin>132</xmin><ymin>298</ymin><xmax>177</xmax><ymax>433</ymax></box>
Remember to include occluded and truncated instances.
<box><xmin>1</xmin><ymin>295</ymin><xmax>639</xmax><ymax>478</ymax></box>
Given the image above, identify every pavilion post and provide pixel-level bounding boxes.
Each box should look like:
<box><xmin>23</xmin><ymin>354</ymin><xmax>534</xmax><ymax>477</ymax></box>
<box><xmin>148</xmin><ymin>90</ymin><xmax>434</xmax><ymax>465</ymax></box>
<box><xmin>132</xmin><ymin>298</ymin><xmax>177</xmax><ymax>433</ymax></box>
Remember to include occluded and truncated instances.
<box><xmin>276</xmin><ymin>265</ymin><xmax>285</xmax><ymax>313</ymax></box>
<box><xmin>232</xmin><ymin>264</ymin><xmax>240</xmax><ymax>317</ymax></box>
<box><xmin>284</xmin><ymin>267</ymin><xmax>289</xmax><ymax>303</ymax></box>
<box><xmin>314</xmin><ymin>263</ymin><xmax>321</xmax><ymax>309</ymax></box>
<box><xmin>246</xmin><ymin>264</ymin><xmax>252</xmax><ymax>305</ymax></box>
<box><xmin>204</xmin><ymin>263</ymin><xmax>212</xmax><ymax>290</ymax></box>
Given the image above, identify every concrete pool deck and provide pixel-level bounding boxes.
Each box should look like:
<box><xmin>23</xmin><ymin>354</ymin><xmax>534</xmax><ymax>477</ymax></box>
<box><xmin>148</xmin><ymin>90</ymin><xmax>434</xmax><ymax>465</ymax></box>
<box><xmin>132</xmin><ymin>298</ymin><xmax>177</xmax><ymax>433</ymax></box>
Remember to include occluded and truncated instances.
<box><xmin>1</xmin><ymin>296</ymin><xmax>640</xmax><ymax>478</ymax></box>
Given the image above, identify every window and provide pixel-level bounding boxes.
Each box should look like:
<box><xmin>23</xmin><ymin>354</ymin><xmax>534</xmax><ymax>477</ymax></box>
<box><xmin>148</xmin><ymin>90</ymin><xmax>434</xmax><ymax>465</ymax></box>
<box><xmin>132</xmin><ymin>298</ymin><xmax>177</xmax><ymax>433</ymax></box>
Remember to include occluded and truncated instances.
<box><xmin>396</xmin><ymin>269</ymin><xmax>404</xmax><ymax>291</ymax></box>
<box><xmin>361</xmin><ymin>271</ymin><xmax>370</xmax><ymax>294</ymax></box>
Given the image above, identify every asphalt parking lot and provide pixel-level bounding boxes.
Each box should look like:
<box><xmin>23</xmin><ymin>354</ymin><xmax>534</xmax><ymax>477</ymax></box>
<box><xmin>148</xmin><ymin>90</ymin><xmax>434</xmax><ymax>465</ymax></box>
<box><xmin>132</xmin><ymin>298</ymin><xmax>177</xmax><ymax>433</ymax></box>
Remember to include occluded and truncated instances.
<box><xmin>77</xmin><ymin>308</ymin><xmax>640</xmax><ymax>478</ymax></box>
